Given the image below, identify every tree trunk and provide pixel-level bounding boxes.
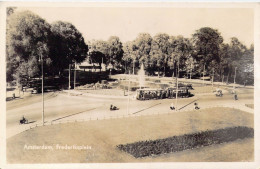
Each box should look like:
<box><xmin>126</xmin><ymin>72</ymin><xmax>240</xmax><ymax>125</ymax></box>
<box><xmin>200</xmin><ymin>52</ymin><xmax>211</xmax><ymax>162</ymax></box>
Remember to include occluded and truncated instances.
<box><xmin>226</xmin><ymin>69</ymin><xmax>229</xmax><ymax>84</ymax></box>
<box><xmin>164</xmin><ymin>65</ymin><xmax>166</xmax><ymax>77</ymax></box>
<box><xmin>68</xmin><ymin>64</ymin><xmax>71</xmax><ymax>89</ymax></box>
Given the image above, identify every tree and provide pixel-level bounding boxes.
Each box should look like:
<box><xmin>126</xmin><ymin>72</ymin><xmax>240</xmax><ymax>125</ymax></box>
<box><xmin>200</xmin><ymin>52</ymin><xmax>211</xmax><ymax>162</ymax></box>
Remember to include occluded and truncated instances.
<box><xmin>150</xmin><ymin>33</ymin><xmax>170</xmax><ymax>76</ymax></box>
<box><xmin>6</xmin><ymin>10</ymin><xmax>51</xmax><ymax>83</ymax></box>
<box><xmin>7</xmin><ymin>7</ymin><xmax>16</xmax><ymax>16</ymax></box>
<box><xmin>227</xmin><ymin>38</ymin><xmax>253</xmax><ymax>85</ymax></box>
<box><xmin>122</xmin><ymin>41</ymin><xmax>135</xmax><ymax>73</ymax></box>
<box><xmin>89</xmin><ymin>39</ymin><xmax>109</xmax><ymax>67</ymax></box>
<box><xmin>218</xmin><ymin>43</ymin><xmax>231</xmax><ymax>82</ymax></box>
<box><xmin>89</xmin><ymin>51</ymin><xmax>105</xmax><ymax>72</ymax></box>
<box><xmin>49</xmin><ymin>21</ymin><xmax>88</xmax><ymax>75</ymax></box>
<box><xmin>192</xmin><ymin>27</ymin><xmax>223</xmax><ymax>76</ymax></box>
<box><xmin>107</xmin><ymin>36</ymin><xmax>124</xmax><ymax>68</ymax></box>
<box><xmin>133</xmin><ymin>33</ymin><xmax>153</xmax><ymax>69</ymax></box>
<box><xmin>168</xmin><ymin>36</ymin><xmax>193</xmax><ymax>77</ymax></box>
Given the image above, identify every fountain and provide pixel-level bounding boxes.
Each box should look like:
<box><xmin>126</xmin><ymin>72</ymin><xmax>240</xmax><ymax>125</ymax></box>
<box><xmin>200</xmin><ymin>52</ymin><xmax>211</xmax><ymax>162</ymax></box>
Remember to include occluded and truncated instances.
<box><xmin>138</xmin><ymin>63</ymin><xmax>145</xmax><ymax>89</ymax></box>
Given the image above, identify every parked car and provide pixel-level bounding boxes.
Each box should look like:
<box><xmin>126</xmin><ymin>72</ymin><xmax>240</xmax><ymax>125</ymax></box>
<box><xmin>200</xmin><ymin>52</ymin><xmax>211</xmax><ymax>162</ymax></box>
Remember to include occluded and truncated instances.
<box><xmin>31</xmin><ymin>87</ymin><xmax>41</xmax><ymax>94</ymax></box>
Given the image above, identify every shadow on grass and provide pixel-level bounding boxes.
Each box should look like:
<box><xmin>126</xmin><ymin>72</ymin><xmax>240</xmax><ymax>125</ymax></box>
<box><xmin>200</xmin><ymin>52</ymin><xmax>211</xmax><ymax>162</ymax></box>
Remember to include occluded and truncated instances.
<box><xmin>117</xmin><ymin>126</ymin><xmax>254</xmax><ymax>158</ymax></box>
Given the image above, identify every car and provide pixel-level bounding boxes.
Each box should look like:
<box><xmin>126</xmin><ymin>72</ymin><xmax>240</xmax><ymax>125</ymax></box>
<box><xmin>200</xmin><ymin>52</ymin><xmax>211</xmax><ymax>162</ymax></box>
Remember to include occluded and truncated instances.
<box><xmin>31</xmin><ymin>87</ymin><xmax>41</xmax><ymax>94</ymax></box>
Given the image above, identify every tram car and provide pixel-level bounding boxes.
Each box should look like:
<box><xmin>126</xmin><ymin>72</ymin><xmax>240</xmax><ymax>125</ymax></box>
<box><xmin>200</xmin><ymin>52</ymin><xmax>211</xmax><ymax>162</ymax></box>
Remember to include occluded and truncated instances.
<box><xmin>136</xmin><ymin>87</ymin><xmax>190</xmax><ymax>100</ymax></box>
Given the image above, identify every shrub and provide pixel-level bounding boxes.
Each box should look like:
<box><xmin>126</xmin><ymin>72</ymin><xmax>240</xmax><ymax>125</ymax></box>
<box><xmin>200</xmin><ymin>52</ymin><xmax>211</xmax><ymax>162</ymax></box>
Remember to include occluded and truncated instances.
<box><xmin>117</xmin><ymin>126</ymin><xmax>254</xmax><ymax>158</ymax></box>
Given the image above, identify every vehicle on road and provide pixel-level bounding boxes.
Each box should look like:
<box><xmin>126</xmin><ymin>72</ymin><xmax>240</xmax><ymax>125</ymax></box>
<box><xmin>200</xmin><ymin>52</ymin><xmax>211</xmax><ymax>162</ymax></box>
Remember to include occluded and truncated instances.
<box><xmin>215</xmin><ymin>89</ymin><xmax>223</xmax><ymax>97</ymax></box>
<box><xmin>136</xmin><ymin>87</ymin><xmax>190</xmax><ymax>100</ymax></box>
<box><xmin>19</xmin><ymin>116</ymin><xmax>28</xmax><ymax>124</ymax></box>
<box><xmin>31</xmin><ymin>87</ymin><xmax>41</xmax><ymax>94</ymax></box>
<box><xmin>110</xmin><ymin>104</ymin><xmax>119</xmax><ymax>111</ymax></box>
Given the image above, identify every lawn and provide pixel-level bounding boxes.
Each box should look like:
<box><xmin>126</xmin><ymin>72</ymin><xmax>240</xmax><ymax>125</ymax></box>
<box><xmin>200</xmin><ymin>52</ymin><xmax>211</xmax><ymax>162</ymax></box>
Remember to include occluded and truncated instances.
<box><xmin>7</xmin><ymin>107</ymin><xmax>254</xmax><ymax>163</ymax></box>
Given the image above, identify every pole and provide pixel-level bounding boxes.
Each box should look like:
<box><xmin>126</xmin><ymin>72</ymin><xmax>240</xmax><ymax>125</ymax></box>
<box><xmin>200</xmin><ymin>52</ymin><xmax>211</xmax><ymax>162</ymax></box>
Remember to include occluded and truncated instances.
<box><xmin>203</xmin><ymin>64</ymin><xmax>205</xmax><ymax>86</ymax></box>
<box><xmin>127</xmin><ymin>70</ymin><xmax>130</xmax><ymax>114</ymax></box>
<box><xmin>233</xmin><ymin>67</ymin><xmax>237</xmax><ymax>89</ymax></box>
<box><xmin>190</xmin><ymin>61</ymin><xmax>192</xmax><ymax>80</ymax></box>
<box><xmin>74</xmin><ymin>62</ymin><xmax>76</xmax><ymax>89</ymax></box>
<box><xmin>68</xmin><ymin>64</ymin><xmax>71</xmax><ymax>90</ymax></box>
<box><xmin>212</xmin><ymin>68</ymin><xmax>214</xmax><ymax>88</ymax></box>
<box><xmin>41</xmin><ymin>55</ymin><xmax>44</xmax><ymax>125</ymax></box>
<box><xmin>133</xmin><ymin>59</ymin><xmax>135</xmax><ymax>75</ymax></box>
<box><xmin>175</xmin><ymin>58</ymin><xmax>179</xmax><ymax>111</ymax></box>
<box><xmin>190</xmin><ymin>68</ymin><xmax>192</xmax><ymax>80</ymax></box>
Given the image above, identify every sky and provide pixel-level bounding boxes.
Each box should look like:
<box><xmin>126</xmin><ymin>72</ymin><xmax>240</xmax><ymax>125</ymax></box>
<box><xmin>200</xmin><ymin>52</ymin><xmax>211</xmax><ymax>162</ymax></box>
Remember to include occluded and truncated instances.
<box><xmin>18</xmin><ymin>7</ymin><xmax>254</xmax><ymax>47</ymax></box>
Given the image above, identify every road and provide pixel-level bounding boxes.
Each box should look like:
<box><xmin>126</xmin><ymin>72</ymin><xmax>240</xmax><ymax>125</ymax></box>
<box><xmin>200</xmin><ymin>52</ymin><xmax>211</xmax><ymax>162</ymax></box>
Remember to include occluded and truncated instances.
<box><xmin>6</xmin><ymin>88</ymin><xmax>254</xmax><ymax>138</ymax></box>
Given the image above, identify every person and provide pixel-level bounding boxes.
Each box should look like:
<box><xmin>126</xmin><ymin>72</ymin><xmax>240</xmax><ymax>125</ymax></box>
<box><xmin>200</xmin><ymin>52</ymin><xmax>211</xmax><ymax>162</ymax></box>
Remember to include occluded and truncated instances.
<box><xmin>170</xmin><ymin>103</ymin><xmax>175</xmax><ymax>110</ymax></box>
<box><xmin>194</xmin><ymin>102</ymin><xmax>200</xmax><ymax>110</ymax></box>
<box><xmin>110</xmin><ymin>104</ymin><xmax>113</xmax><ymax>110</ymax></box>
<box><xmin>234</xmin><ymin>94</ymin><xmax>238</xmax><ymax>100</ymax></box>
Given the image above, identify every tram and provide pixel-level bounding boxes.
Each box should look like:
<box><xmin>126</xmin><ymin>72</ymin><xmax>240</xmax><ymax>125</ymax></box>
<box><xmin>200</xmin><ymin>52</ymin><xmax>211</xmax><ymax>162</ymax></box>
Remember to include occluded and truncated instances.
<box><xmin>136</xmin><ymin>87</ymin><xmax>191</xmax><ymax>100</ymax></box>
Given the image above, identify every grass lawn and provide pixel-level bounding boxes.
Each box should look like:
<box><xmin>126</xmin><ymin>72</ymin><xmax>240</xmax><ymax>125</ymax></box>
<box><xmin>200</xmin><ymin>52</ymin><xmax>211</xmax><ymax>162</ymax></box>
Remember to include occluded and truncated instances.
<box><xmin>7</xmin><ymin>107</ymin><xmax>254</xmax><ymax>163</ymax></box>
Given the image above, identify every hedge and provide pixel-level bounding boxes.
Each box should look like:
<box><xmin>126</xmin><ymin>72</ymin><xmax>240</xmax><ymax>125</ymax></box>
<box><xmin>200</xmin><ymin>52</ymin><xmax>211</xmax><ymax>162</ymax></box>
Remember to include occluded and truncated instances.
<box><xmin>117</xmin><ymin>126</ymin><xmax>254</xmax><ymax>158</ymax></box>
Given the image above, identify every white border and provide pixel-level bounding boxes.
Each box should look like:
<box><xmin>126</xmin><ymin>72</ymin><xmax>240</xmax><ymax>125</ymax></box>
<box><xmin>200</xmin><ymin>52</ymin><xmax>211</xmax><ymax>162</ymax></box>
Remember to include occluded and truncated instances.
<box><xmin>0</xmin><ymin>2</ymin><xmax>259</xmax><ymax>169</ymax></box>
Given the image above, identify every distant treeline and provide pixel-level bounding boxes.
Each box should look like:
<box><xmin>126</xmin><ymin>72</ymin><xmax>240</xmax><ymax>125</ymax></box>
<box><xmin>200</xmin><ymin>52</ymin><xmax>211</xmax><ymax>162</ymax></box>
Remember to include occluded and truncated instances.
<box><xmin>6</xmin><ymin>7</ymin><xmax>254</xmax><ymax>86</ymax></box>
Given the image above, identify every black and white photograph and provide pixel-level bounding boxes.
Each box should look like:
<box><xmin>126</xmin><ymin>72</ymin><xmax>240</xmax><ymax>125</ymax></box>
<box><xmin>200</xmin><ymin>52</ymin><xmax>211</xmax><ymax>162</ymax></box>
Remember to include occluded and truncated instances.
<box><xmin>1</xmin><ymin>2</ymin><xmax>259</xmax><ymax>167</ymax></box>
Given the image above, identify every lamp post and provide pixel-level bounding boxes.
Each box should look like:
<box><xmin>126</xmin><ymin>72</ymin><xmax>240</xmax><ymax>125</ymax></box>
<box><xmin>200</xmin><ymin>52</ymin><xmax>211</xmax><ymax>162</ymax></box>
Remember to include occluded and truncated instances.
<box><xmin>233</xmin><ymin>67</ymin><xmax>237</xmax><ymax>89</ymax></box>
<box><xmin>175</xmin><ymin>57</ymin><xmax>180</xmax><ymax>111</ymax></box>
<box><xmin>74</xmin><ymin>61</ymin><xmax>76</xmax><ymax>89</ymax></box>
<box><xmin>40</xmin><ymin>54</ymin><xmax>44</xmax><ymax>125</ymax></box>
<box><xmin>127</xmin><ymin>70</ymin><xmax>130</xmax><ymax>115</ymax></box>
<box><xmin>108</xmin><ymin>63</ymin><xmax>113</xmax><ymax>78</ymax></box>
<box><xmin>202</xmin><ymin>63</ymin><xmax>205</xmax><ymax>86</ymax></box>
<box><xmin>68</xmin><ymin>64</ymin><xmax>71</xmax><ymax>90</ymax></box>
<box><xmin>133</xmin><ymin>59</ymin><xmax>135</xmax><ymax>75</ymax></box>
<box><xmin>212</xmin><ymin>68</ymin><xmax>214</xmax><ymax>89</ymax></box>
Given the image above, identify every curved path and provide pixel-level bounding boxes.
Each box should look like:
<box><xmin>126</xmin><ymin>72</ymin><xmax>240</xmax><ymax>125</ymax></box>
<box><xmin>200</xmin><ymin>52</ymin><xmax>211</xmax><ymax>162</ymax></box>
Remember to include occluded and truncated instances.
<box><xmin>6</xmin><ymin>89</ymin><xmax>253</xmax><ymax>138</ymax></box>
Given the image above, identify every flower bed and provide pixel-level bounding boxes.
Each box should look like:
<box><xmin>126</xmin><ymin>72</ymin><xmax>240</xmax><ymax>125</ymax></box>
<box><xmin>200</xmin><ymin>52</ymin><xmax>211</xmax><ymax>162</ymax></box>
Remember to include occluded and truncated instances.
<box><xmin>117</xmin><ymin>126</ymin><xmax>254</xmax><ymax>158</ymax></box>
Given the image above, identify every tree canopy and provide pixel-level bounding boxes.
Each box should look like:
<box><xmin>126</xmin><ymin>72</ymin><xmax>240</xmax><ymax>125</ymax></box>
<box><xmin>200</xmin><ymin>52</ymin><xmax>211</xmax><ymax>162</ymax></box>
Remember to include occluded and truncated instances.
<box><xmin>6</xmin><ymin>10</ymin><xmax>51</xmax><ymax>83</ymax></box>
<box><xmin>6</xmin><ymin>10</ymin><xmax>254</xmax><ymax>86</ymax></box>
<box><xmin>49</xmin><ymin>21</ymin><xmax>88</xmax><ymax>74</ymax></box>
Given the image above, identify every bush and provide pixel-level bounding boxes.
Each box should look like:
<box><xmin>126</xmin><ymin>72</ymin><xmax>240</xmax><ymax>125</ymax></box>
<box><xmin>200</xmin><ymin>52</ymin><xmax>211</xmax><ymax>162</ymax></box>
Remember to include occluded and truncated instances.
<box><xmin>117</xmin><ymin>126</ymin><xmax>253</xmax><ymax>158</ymax></box>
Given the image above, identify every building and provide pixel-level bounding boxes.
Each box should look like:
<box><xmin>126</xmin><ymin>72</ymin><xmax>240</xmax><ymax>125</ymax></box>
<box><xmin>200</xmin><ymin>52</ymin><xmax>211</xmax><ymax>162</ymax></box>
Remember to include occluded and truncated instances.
<box><xmin>76</xmin><ymin>57</ymin><xmax>106</xmax><ymax>72</ymax></box>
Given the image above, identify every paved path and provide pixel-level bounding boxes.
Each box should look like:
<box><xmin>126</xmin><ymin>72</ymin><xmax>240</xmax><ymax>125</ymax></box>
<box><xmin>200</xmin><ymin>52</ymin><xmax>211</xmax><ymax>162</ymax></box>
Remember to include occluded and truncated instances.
<box><xmin>6</xmin><ymin>88</ymin><xmax>254</xmax><ymax>139</ymax></box>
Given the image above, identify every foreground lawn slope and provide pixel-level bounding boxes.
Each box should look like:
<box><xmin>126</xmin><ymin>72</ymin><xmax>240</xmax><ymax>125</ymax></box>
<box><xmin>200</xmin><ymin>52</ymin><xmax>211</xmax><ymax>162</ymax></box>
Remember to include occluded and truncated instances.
<box><xmin>7</xmin><ymin>107</ymin><xmax>254</xmax><ymax>163</ymax></box>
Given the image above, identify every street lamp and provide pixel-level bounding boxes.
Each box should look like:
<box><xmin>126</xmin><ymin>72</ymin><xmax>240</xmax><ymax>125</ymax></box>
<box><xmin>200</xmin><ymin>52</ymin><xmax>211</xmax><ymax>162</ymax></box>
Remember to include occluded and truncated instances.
<box><xmin>108</xmin><ymin>63</ymin><xmax>113</xmax><ymax>77</ymax></box>
<box><xmin>212</xmin><ymin>68</ymin><xmax>215</xmax><ymax>89</ymax></box>
<box><xmin>127</xmin><ymin>70</ymin><xmax>130</xmax><ymax>115</ymax></box>
<box><xmin>233</xmin><ymin>67</ymin><xmax>237</xmax><ymax>89</ymax></box>
<box><xmin>202</xmin><ymin>63</ymin><xmax>205</xmax><ymax>86</ymax></box>
<box><xmin>175</xmin><ymin>57</ymin><xmax>180</xmax><ymax>111</ymax></box>
<box><xmin>74</xmin><ymin>61</ymin><xmax>77</xmax><ymax>89</ymax></box>
<box><xmin>39</xmin><ymin>54</ymin><xmax>44</xmax><ymax>125</ymax></box>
